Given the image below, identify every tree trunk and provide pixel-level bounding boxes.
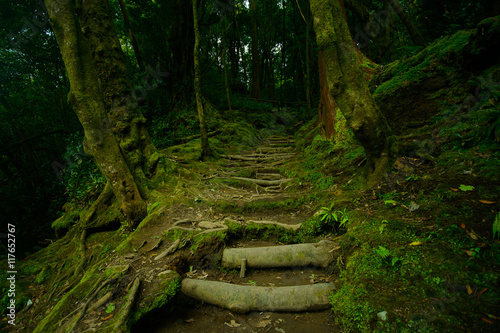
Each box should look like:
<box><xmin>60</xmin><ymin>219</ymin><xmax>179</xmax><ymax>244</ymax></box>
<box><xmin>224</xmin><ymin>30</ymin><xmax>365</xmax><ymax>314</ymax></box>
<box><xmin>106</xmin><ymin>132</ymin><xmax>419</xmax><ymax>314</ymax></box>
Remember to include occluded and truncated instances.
<box><xmin>388</xmin><ymin>0</ymin><xmax>425</xmax><ymax>46</ymax></box>
<box><xmin>305</xmin><ymin>0</ymin><xmax>314</xmax><ymax>116</ymax></box>
<box><xmin>192</xmin><ymin>0</ymin><xmax>212</xmax><ymax>160</ymax></box>
<box><xmin>78</xmin><ymin>0</ymin><xmax>162</xmax><ymax>184</ymax></box>
<box><xmin>310</xmin><ymin>0</ymin><xmax>397</xmax><ymax>188</ymax></box>
<box><xmin>45</xmin><ymin>0</ymin><xmax>147</xmax><ymax>226</ymax></box>
<box><xmin>250</xmin><ymin>0</ymin><xmax>261</xmax><ymax>99</ymax></box>
<box><xmin>318</xmin><ymin>51</ymin><xmax>338</xmax><ymax>140</ymax></box>
<box><xmin>222</xmin><ymin>17</ymin><xmax>232</xmax><ymax>113</ymax></box>
<box><xmin>117</xmin><ymin>0</ymin><xmax>144</xmax><ymax>69</ymax></box>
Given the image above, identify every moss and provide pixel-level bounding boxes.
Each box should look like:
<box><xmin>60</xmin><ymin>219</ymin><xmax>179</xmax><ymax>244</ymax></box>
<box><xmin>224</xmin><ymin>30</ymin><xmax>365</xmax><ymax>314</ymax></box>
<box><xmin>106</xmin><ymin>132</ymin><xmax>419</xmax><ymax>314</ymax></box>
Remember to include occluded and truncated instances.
<box><xmin>51</xmin><ymin>211</ymin><xmax>80</xmax><ymax>236</ymax></box>
<box><xmin>129</xmin><ymin>274</ymin><xmax>182</xmax><ymax>325</ymax></box>
<box><xmin>35</xmin><ymin>265</ymin><xmax>52</xmax><ymax>284</ymax></box>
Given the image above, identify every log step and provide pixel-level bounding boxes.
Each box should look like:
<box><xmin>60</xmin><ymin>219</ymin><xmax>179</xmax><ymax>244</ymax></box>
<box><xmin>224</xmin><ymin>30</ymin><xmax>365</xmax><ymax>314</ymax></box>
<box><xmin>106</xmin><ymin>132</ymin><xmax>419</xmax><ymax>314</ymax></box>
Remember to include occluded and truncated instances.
<box><xmin>221</xmin><ymin>240</ymin><xmax>336</xmax><ymax>269</ymax></box>
<box><xmin>182</xmin><ymin>279</ymin><xmax>335</xmax><ymax>313</ymax></box>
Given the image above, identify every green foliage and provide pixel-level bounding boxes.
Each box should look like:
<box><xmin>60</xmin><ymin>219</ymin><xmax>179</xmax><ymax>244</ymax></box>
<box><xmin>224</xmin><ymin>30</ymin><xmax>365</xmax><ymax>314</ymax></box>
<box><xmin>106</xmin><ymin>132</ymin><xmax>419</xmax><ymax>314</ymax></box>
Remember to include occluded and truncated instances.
<box><xmin>459</xmin><ymin>184</ymin><xmax>474</xmax><ymax>192</ymax></box>
<box><xmin>62</xmin><ymin>133</ymin><xmax>105</xmax><ymax>202</ymax></box>
<box><xmin>105</xmin><ymin>303</ymin><xmax>115</xmax><ymax>314</ymax></box>
<box><xmin>493</xmin><ymin>212</ymin><xmax>500</xmax><ymax>239</ymax></box>
<box><xmin>317</xmin><ymin>205</ymin><xmax>349</xmax><ymax>231</ymax></box>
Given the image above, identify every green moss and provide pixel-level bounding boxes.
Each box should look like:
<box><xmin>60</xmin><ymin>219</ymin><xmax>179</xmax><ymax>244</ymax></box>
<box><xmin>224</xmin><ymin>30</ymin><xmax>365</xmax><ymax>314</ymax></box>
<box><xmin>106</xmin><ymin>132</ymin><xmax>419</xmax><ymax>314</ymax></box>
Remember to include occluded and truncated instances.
<box><xmin>35</xmin><ymin>265</ymin><xmax>52</xmax><ymax>284</ymax></box>
<box><xmin>129</xmin><ymin>275</ymin><xmax>181</xmax><ymax>325</ymax></box>
<box><xmin>51</xmin><ymin>211</ymin><xmax>80</xmax><ymax>236</ymax></box>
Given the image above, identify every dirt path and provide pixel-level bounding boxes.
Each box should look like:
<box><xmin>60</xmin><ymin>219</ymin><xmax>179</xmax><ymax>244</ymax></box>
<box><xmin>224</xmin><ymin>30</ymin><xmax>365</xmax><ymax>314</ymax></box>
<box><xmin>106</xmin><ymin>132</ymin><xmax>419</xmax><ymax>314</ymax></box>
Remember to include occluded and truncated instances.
<box><xmin>131</xmin><ymin>135</ymin><xmax>338</xmax><ymax>332</ymax></box>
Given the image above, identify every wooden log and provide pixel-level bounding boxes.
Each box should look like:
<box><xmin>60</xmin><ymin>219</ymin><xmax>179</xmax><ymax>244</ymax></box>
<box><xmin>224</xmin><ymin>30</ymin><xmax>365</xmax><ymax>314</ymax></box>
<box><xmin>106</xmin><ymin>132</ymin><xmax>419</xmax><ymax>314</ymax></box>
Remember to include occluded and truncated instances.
<box><xmin>221</xmin><ymin>240</ymin><xmax>335</xmax><ymax>269</ymax></box>
<box><xmin>182</xmin><ymin>279</ymin><xmax>334</xmax><ymax>313</ymax></box>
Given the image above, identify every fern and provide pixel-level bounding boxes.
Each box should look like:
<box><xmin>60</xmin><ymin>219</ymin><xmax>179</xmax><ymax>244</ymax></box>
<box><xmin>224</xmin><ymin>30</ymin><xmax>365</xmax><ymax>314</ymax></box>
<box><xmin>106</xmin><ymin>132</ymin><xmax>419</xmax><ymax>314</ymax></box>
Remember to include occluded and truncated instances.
<box><xmin>374</xmin><ymin>246</ymin><xmax>391</xmax><ymax>258</ymax></box>
<box><xmin>493</xmin><ymin>212</ymin><xmax>500</xmax><ymax>239</ymax></box>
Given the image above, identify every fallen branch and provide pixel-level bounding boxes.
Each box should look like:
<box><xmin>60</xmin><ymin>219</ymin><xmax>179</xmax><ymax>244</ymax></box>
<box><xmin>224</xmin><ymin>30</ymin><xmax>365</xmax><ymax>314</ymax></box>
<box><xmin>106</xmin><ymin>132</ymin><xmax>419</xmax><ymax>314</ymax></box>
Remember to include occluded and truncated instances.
<box><xmin>222</xmin><ymin>240</ymin><xmax>336</xmax><ymax>269</ymax></box>
<box><xmin>182</xmin><ymin>279</ymin><xmax>334</xmax><ymax>313</ymax></box>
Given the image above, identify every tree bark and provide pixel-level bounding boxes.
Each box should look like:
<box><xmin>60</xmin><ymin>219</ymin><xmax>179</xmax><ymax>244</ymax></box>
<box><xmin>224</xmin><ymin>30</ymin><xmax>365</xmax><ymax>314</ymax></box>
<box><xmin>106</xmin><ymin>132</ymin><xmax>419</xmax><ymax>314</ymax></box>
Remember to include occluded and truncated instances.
<box><xmin>45</xmin><ymin>0</ymin><xmax>146</xmax><ymax>226</ymax></box>
<box><xmin>78</xmin><ymin>0</ymin><xmax>162</xmax><ymax>183</ymax></box>
<box><xmin>192</xmin><ymin>0</ymin><xmax>212</xmax><ymax>160</ymax></box>
<box><xmin>388</xmin><ymin>0</ymin><xmax>425</xmax><ymax>46</ymax></box>
<box><xmin>310</xmin><ymin>0</ymin><xmax>397</xmax><ymax>188</ymax></box>
<box><xmin>250</xmin><ymin>0</ymin><xmax>261</xmax><ymax>99</ymax></box>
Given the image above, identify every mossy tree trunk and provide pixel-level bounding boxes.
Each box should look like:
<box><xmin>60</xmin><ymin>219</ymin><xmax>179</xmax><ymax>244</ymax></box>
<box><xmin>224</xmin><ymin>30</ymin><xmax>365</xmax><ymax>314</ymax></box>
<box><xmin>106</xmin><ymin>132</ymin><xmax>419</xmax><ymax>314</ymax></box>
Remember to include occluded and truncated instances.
<box><xmin>45</xmin><ymin>0</ymin><xmax>147</xmax><ymax>226</ymax></box>
<box><xmin>192</xmin><ymin>0</ymin><xmax>212</xmax><ymax>160</ymax></box>
<box><xmin>310</xmin><ymin>0</ymin><xmax>397</xmax><ymax>188</ymax></box>
<box><xmin>78</xmin><ymin>0</ymin><xmax>162</xmax><ymax>185</ymax></box>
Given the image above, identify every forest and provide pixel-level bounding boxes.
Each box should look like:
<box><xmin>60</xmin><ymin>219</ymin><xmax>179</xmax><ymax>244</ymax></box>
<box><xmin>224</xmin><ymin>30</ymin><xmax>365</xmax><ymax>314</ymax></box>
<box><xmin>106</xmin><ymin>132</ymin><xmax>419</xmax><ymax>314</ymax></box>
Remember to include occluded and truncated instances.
<box><xmin>1</xmin><ymin>0</ymin><xmax>499</xmax><ymax>331</ymax></box>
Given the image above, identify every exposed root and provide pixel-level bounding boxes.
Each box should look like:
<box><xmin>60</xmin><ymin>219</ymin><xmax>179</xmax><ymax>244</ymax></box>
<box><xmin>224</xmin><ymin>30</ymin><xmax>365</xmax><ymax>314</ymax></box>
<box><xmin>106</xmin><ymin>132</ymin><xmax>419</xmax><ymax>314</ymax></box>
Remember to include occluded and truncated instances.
<box><xmin>113</xmin><ymin>277</ymin><xmax>141</xmax><ymax>332</ymax></box>
<box><xmin>246</xmin><ymin>220</ymin><xmax>302</xmax><ymax>231</ymax></box>
<box><xmin>223</xmin><ymin>176</ymin><xmax>291</xmax><ymax>186</ymax></box>
<box><xmin>154</xmin><ymin>238</ymin><xmax>181</xmax><ymax>261</ymax></box>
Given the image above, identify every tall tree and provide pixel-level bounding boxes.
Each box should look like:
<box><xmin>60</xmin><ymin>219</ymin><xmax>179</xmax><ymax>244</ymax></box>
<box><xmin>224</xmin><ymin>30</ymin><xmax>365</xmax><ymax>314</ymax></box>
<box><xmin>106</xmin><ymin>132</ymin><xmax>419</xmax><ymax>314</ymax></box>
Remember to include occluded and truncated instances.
<box><xmin>44</xmin><ymin>0</ymin><xmax>147</xmax><ymax>226</ymax></box>
<box><xmin>250</xmin><ymin>0</ymin><xmax>261</xmax><ymax>99</ymax></box>
<box><xmin>78</xmin><ymin>0</ymin><xmax>163</xmax><ymax>185</ymax></box>
<box><xmin>310</xmin><ymin>0</ymin><xmax>397</xmax><ymax>187</ymax></box>
<box><xmin>388</xmin><ymin>0</ymin><xmax>426</xmax><ymax>46</ymax></box>
<box><xmin>117</xmin><ymin>0</ymin><xmax>143</xmax><ymax>69</ymax></box>
<box><xmin>192</xmin><ymin>0</ymin><xmax>212</xmax><ymax>159</ymax></box>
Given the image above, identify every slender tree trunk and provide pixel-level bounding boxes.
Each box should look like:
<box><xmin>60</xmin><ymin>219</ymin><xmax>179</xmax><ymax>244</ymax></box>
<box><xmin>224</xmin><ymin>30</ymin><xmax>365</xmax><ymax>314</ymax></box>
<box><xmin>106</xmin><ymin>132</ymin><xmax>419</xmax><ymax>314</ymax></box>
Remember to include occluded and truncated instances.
<box><xmin>310</xmin><ymin>0</ymin><xmax>397</xmax><ymax>188</ymax></box>
<box><xmin>192</xmin><ymin>0</ymin><xmax>211</xmax><ymax>160</ymax></box>
<box><xmin>388</xmin><ymin>0</ymin><xmax>425</xmax><ymax>46</ymax></box>
<box><xmin>222</xmin><ymin>18</ymin><xmax>232</xmax><ymax>112</ymax></box>
<box><xmin>117</xmin><ymin>0</ymin><xmax>143</xmax><ymax>69</ymax></box>
<box><xmin>250</xmin><ymin>0</ymin><xmax>261</xmax><ymax>99</ymax></box>
<box><xmin>305</xmin><ymin>0</ymin><xmax>313</xmax><ymax>116</ymax></box>
<box><xmin>44</xmin><ymin>0</ymin><xmax>147</xmax><ymax>226</ymax></box>
<box><xmin>78</xmin><ymin>0</ymin><xmax>162</xmax><ymax>184</ymax></box>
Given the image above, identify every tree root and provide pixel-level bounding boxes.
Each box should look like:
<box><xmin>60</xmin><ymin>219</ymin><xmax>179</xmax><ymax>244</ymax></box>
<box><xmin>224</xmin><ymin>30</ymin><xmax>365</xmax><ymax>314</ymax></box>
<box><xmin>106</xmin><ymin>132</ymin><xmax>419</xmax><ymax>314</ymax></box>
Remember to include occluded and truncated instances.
<box><xmin>221</xmin><ymin>154</ymin><xmax>293</xmax><ymax>162</ymax></box>
<box><xmin>222</xmin><ymin>176</ymin><xmax>291</xmax><ymax>187</ymax></box>
<box><xmin>182</xmin><ymin>279</ymin><xmax>334</xmax><ymax>313</ymax></box>
<box><xmin>246</xmin><ymin>220</ymin><xmax>301</xmax><ymax>231</ymax></box>
<box><xmin>74</xmin><ymin>229</ymin><xmax>87</xmax><ymax>276</ymax></box>
<box><xmin>113</xmin><ymin>277</ymin><xmax>140</xmax><ymax>332</ymax></box>
<box><xmin>154</xmin><ymin>238</ymin><xmax>181</xmax><ymax>261</ymax></box>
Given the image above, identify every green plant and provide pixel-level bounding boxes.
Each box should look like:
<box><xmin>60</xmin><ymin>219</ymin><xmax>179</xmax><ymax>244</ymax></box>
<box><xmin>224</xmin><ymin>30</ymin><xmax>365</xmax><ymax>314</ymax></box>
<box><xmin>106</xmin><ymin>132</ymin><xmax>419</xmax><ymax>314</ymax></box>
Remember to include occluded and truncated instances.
<box><xmin>493</xmin><ymin>212</ymin><xmax>500</xmax><ymax>239</ymax></box>
<box><xmin>406</xmin><ymin>174</ymin><xmax>419</xmax><ymax>181</ymax></box>
<box><xmin>379</xmin><ymin>220</ymin><xmax>389</xmax><ymax>234</ymax></box>
<box><xmin>459</xmin><ymin>184</ymin><xmax>474</xmax><ymax>191</ymax></box>
<box><xmin>374</xmin><ymin>246</ymin><xmax>401</xmax><ymax>267</ymax></box>
<box><xmin>317</xmin><ymin>205</ymin><xmax>349</xmax><ymax>230</ymax></box>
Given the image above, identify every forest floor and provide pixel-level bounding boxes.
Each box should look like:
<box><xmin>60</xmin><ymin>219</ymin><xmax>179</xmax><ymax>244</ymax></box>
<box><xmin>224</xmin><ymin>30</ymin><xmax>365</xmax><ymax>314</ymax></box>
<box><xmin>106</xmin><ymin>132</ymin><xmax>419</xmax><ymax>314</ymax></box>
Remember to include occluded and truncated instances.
<box><xmin>3</xmin><ymin>122</ymin><xmax>500</xmax><ymax>332</ymax></box>
<box><xmin>130</xmin><ymin>134</ymin><xmax>339</xmax><ymax>332</ymax></box>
